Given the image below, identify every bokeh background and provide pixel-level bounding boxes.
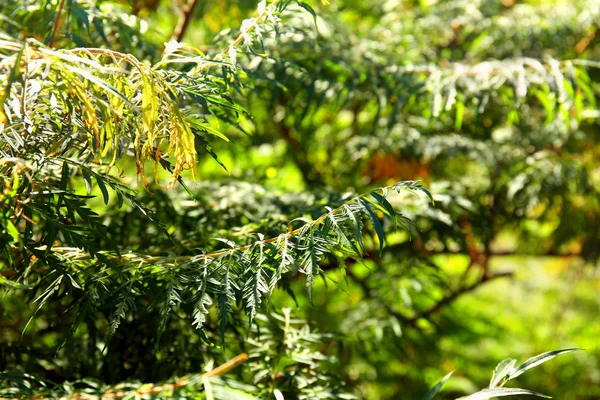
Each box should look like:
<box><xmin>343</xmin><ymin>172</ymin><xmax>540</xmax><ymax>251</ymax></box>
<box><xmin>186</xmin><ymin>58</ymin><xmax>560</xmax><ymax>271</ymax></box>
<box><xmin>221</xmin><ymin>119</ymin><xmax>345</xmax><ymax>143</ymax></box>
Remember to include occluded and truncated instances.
<box><xmin>2</xmin><ymin>0</ymin><xmax>599</xmax><ymax>398</ymax></box>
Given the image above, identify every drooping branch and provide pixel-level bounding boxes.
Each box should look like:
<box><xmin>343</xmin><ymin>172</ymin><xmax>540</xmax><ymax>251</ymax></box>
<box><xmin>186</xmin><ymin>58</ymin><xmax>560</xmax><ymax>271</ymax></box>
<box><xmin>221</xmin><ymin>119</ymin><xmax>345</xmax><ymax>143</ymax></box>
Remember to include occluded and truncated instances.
<box><xmin>345</xmin><ymin>268</ymin><xmax>417</xmax><ymax>328</ymax></box>
<box><xmin>17</xmin><ymin>180</ymin><xmax>431</xmax><ymax>338</ymax></box>
<box><xmin>44</xmin><ymin>180</ymin><xmax>431</xmax><ymax>265</ymax></box>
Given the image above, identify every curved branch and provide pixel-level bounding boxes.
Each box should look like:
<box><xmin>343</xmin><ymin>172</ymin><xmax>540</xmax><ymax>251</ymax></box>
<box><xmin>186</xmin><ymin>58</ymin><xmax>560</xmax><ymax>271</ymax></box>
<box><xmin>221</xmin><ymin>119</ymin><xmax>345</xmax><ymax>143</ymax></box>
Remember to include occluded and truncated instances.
<box><xmin>408</xmin><ymin>271</ymin><xmax>514</xmax><ymax>324</ymax></box>
<box><xmin>171</xmin><ymin>0</ymin><xmax>201</xmax><ymax>43</ymax></box>
<box><xmin>46</xmin><ymin>180</ymin><xmax>431</xmax><ymax>266</ymax></box>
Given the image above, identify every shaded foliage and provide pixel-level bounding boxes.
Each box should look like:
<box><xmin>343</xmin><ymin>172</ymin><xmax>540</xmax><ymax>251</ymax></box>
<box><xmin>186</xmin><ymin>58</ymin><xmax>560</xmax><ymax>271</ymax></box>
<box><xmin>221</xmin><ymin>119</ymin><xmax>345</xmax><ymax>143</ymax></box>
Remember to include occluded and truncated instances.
<box><xmin>1</xmin><ymin>0</ymin><xmax>598</xmax><ymax>399</ymax></box>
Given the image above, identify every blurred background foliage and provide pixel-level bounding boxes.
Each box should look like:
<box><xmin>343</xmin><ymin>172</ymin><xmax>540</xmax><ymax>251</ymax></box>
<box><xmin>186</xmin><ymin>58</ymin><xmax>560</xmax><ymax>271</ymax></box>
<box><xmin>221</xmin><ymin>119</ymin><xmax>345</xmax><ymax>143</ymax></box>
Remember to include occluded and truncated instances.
<box><xmin>1</xmin><ymin>0</ymin><xmax>599</xmax><ymax>398</ymax></box>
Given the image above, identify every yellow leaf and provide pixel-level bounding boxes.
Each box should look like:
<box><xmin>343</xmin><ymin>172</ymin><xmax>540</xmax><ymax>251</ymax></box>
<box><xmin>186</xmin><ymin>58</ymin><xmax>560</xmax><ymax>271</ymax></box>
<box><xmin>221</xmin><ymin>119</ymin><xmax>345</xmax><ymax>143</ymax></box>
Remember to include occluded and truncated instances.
<box><xmin>141</xmin><ymin>75</ymin><xmax>159</xmax><ymax>137</ymax></box>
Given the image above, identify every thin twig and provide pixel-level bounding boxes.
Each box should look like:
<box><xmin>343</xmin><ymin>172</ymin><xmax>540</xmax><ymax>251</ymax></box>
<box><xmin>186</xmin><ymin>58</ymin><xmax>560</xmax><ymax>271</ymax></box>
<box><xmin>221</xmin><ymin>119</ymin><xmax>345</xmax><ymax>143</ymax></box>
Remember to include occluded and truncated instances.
<box><xmin>49</xmin><ymin>353</ymin><xmax>250</xmax><ymax>399</ymax></box>
<box><xmin>171</xmin><ymin>0</ymin><xmax>201</xmax><ymax>43</ymax></box>
<box><xmin>219</xmin><ymin>0</ymin><xmax>280</xmax><ymax>58</ymax></box>
<box><xmin>346</xmin><ymin>268</ymin><xmax>417</xmax><ymax>327</ymax></box>
<box><xmin>408</xmin><ymin>271</ymin><xmax>513</xmax><ymax>323</ymax></box>
<box><xmin>193</xmin><ymin>0</ymin><xmax>280</xmax><ymax>74</ymax></box>
<box><xmin>44</xmin><ymin>183</ymin><xmax>390</xmax><ymax>265</ymax></box>
<box><xmin>48</xmin><ymin>0</ymin><xmax>67</xmax><ymax>48</ymax></box>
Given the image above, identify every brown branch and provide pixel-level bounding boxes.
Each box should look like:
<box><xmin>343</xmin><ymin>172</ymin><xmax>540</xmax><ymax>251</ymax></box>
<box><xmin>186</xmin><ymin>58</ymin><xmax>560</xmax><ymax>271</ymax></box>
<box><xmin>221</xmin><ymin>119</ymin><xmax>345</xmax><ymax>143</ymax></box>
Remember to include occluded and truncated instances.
<box><xmin>344</xmin><ymin>260</ymin><xmax>512</xmax><ymax>330</ymax></box>
<box><xmin>48</xmin><ymin>0</ymin><xmax>67</xmax><ymax>48</ymax></box>
<box><xmin>44</xmin><ymin>183</ymin><xmax>390</xmax><ymax>265</ymax></box>
<box><xmin>575</xmin><ymin>27</ymin><xmax>597</xmax><ymax>54</ymax></box>
<box><xmin>345</xmin><ymin>268</ymin><xmax>418</xmax><ymax>328</ymax></box>
<box><xmin>26</xmin><ymin>353</ymin><xmax>249</xmax><ymax>400</ymax></box>
<box><xmin>408</xmin><ymin>271</ymin><xmax>513</xmax><ymax>324</ymax></box>
<box><xmin>171</xmin><ymin>0</ymin><xmax>201</xmax><ymax>43</ymax></box>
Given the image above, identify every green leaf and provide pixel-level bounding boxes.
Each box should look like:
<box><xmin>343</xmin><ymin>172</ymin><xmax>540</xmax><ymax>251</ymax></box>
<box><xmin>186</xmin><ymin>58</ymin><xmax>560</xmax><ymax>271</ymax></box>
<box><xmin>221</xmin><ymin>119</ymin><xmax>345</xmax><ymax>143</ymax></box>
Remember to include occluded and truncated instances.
<box><xmin>305</xmin><ymin>234</ymin><xmax>320</xmax><ymax>305</ymax></box>
<box><xmin>4</xmin><ymin>220</ymin><xmax>20</xmax><ymax>243</ymax></box>
<box><xmin>508</xmin><ymin>348</ymin><xmax>580</xmax><ymax>380</ymax></box>
<box><xmin>456</xmin><ymin>388</ymin><xmax>550</xmax><ymax>400</ymax></box>
<box><xmin>217</xmin><ymin>264</ymin><xmax>234</xmax><ymax>343</ymax></box>
<box><xmin>158</xmin><ymin>157</ymin><xmax>197</xmax><ymax>200</ymax></box>
<box><xmin>192</xmin><ymin>269</ymin><xmax>212</xmax><ymax>333</ymax></box>
<box><xmin>297</xmin><ymin>1</ymin><xmax>318</xmax><ymax>29</ymax></box>
<box><xmin>329</xmin><ymin>211</ymin><xmax>361</xmax><ymax>258</ymax></box>
<box><xmin>60</xmin><ymin>161</ymin><xmax>69</xmax><ymax>192</ymax></box>
<box><xmin>344</xmin><ymin>204</ymin><xmax>366</xmax><ymax>253</ymax></box>
<box><xmin>44</xmin><ymin>222</ymin><xmax>57</xmax><ymax>256</ymax></box>
<box><xmin>24</xmin><ymin>274</ymin><xmax>64</xmax><ymax>334</ymax></box>
<box><xmin>196</xmin><ymin>135</ymin><xmax>229</xmax><ymax>173</ymax></box>
<box><xmin>392</xmin><ymin>180</ymin><xmax>434</xmax><ymax>203</ymax></box>
<box><xmin>369</xmin><ymin>191</ymin><xmax>397</xmax><ymax>224</ymax></box>
<box><xmin>81</xmin><ymin>168</ymin><xmax>93</xmax><ymax>195</ymax></box>
<box><xmin>189</xmin><ymin>118</ymin><xmax>230</xmax><ymax>142</ymax></box>
<box><xmin>0</xmin><ymin>276</ymin><xmax>29</xmax><ymax>290</ymax></box>
<box><xmin>359</xmin><ymin>198</ymin><xmax>385</xmax><ymax>254</ymax></box>
<box><xmin>116</xmin><ymin>191</ymin><xmax>124</xmax><ymax>208</ymax></box>
<box><xmin>141</xmin><ymin>74</ymin><xmax>159</xmax><ymax>134</ymax></box>
<box><xmin>96</xmin><ymin>175</ymin><xmax>109</xmax><ymax>205</ymax></box>
<box><xmin>270</xmin><ymin>235</ymin><xmax>293</xmax><ymax>297</ymax></box>
<box><xmin>63</xmin><ymin>64</ymin><xmax>138</xmax><ymax>112</ymax></box>
<box><xmin>489</xmin><ymin>359</ymin><xmax>517</xmax><ymax>388</ymax></box>
<box><xmin>455</xmin><ymin>98</ymin><xmax>464</xmax><ymax>130</ymax></box>
<box><xmin>422</xmin><ymin>370</ymin><xmax>453</xmax><ymax>400</ymax></box>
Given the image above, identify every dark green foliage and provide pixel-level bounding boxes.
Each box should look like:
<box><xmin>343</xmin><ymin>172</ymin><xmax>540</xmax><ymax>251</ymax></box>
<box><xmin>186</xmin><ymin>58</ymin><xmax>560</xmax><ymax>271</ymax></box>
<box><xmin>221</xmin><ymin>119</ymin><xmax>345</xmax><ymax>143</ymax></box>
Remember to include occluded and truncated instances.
<box><xmin>1</xmin><ymin>0</ymin><xmax>598</xmax><ymax>399</ymax></box>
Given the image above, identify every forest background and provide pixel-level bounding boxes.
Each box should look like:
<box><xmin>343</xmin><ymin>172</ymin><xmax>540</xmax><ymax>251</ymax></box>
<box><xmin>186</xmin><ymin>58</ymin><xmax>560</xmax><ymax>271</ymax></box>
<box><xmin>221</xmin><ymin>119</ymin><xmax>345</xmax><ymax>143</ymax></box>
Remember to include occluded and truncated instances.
<box><xmin>1</xmin><ymin>0</ymin><xmax>599</xmax><ymax>399</ymax></box>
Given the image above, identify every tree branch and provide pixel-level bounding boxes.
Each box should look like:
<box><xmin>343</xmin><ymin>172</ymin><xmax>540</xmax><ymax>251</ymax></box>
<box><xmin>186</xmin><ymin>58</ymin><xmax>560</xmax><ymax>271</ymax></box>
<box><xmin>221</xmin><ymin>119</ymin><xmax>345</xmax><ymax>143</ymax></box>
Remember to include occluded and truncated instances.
<box><xmin>59</xmin><ymin>353</ymin><xmax>249</xmax><ymax>399</ymax></box>
<box><xmin>171</xmin><ymin>0</ymin><xmax>201</xmax><ymax>43</ymax></box>
<box><xmin>48</xmin><ymin>0</ymin><xmax>66</xmax><ymax>48</ymax></box>
<box><xmin>345</xmin><ymin>268</ymin><xmax>418</xmax><ymax>328</ymax></box>
<box><xmin>408</xmin><ymin>271</ymin><xmax>514</xmax><ymax>324</ymax></box>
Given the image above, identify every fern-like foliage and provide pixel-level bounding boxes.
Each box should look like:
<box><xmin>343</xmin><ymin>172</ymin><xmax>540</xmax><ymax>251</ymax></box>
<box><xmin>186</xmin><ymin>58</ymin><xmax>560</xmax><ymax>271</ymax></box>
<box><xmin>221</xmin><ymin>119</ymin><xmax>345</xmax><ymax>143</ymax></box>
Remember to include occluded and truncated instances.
<box><xmin>0</xmin><ymin>308</ymin><xmax>358</xmax><ymax>399</ymax></box>
<box><xmin>1</xmin><ymin>0</ymin><xmax>595</xmax><ymax>398</ymax></box>
<box><xmin>7</xmin><ymin>179</ymin><xmax>430</xmax><ymax>343</ymax></box>
<box><xmin>0</xmin><ymin>309</ymin><xmax>578</xmax><ymax>400</ymax></box>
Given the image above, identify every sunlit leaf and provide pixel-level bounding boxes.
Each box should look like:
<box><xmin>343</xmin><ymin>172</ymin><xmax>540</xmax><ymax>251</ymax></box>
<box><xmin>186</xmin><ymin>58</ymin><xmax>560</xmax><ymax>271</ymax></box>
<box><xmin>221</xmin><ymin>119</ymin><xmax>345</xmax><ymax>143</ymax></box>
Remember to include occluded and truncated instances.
<box><xmin>508</xmin><ymin>348</ymin><xmax>581</xmax><ymax>380</ymax></box>
<box><xmin>456</xmin><ymin>388</ymin><xmax>550</xmax><ymax>400</ymax></box>
<box><xmin>423</xmin><ymin>370</ymin><xmax>453</xmax><ymax>400</ymax></box>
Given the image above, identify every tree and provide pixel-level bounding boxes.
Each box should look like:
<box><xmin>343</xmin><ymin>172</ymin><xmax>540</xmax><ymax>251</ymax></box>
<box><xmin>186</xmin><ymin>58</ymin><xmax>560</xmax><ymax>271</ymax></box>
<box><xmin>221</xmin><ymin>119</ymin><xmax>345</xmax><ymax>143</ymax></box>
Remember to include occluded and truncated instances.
<box><xmin>1</xmin><ymin>0</ymin><xmax>598</xmax><ymax>398</ymax></box>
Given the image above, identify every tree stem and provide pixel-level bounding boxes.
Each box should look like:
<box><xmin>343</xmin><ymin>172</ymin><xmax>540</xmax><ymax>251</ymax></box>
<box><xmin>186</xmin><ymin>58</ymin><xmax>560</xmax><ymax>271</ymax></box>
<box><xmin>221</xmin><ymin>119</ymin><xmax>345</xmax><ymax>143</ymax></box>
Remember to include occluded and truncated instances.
<box><xmin>49</xmin><ymin>0</ymin><xmax>67</xmax><ymax>48</ymax></box>
<box><xmin>171</xmin><ymin>0</ymin><xmax>201</xmax><ymax>43</ymax></box>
